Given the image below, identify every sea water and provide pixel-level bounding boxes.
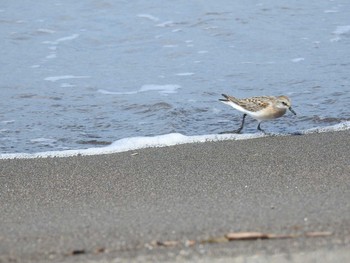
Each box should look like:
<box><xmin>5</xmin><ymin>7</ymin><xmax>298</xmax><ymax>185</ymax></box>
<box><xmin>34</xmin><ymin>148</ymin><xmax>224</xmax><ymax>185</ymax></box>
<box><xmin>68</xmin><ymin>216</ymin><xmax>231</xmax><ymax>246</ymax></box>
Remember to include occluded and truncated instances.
<box><xmin>1</xmin><ymin>0</ymin><xmax>350</xmax><ymax>155</ymax></box>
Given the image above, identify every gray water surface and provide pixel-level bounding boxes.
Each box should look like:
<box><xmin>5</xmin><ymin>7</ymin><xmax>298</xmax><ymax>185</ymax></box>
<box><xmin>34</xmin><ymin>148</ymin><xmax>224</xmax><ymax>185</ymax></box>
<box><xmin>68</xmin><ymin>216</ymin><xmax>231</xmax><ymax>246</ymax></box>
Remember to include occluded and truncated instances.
<box><xmin>1</xmin><ymin>0</ymin><xmax>350</xmax><ymax>153</ymax></box>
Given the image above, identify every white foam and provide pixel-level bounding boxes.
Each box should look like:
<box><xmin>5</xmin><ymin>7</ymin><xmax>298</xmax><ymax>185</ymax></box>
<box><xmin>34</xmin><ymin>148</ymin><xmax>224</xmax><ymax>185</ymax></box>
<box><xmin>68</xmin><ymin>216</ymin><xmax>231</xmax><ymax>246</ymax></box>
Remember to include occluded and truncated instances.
<box><xmin>0</xmin><ymin>133</ymin><xmax>263</xmax><ymax>159</ymax></box>
<box><xmin>1</xmin><ymin>122</ymin><xmax>349</xmax><ymax>160</ymax></box>
<box><xmin>46</xmin><ymin>53</ymin><xmax>57</xmax><ymax>59</ymax></box>
<box><xmin>324</xmin><ymin>9</ymin><xmax>338</xmax><ymax>13</ymax></box>
<box><xmin>156</xmin><ymin>21</ymin><xmax>174</xmax><ymax>27</ymax></box>
<box><xmin>175</xmin><ymin>72</ymin><xmax>195</xmax><ymax>76</ymax></box>
<box><xmin>37</xmin><ymin>28</ymin><xmax>56</xmax><ymax>34</ymax></box>
<box><xmin>30</xmin><ymin>138</ymin><xmax>56</xmax><ymax>144</ymax></box>
<box><xmin>42</xmin><ymin>34</ymin><xmax>80</xmax><ymax>45</ymax></box>
<box><xmin>139</xmin><ymin>84</ymin><xmax>180</xmax><ymax>94</ymax></box>
<box><xmin>163</xmin><ymin>44</ymin><xmax>178</xmax><ymax>48</ymax></box>
<box><xmin>299</xmin><ymin>122</ymin><xmax>350</xmax><ymax>134</ymax></box>
<box><xmin>330</xmin><ymin>25</ymin><xmax>350</xmax><ymax>42</ymax></box>
<box><xmin>45</xmin><ymin>75</ymin><xmax>90</xmax><ymax>82</ymax></box>
<box><xmin>60</xmin><ymin>83</ymin><xmax>76</xmax><ymax>88</ymax></box>
<box><xmin>333</xmin><ymin>25</ymin><xmax>350</xmax><ymax>35</ymax></box>
<box><xmin>47</xmin><ymin>34</ymin><xmax>79</xmax><ymax>45</ymax></box>
<box><xmin>330</xmin><ymin>37</ymin><xmax>341</xmax><ymax>42</ymax></box>
<box><xmin>98</xmin><ymin>84</ymin><xmax>181</xmax><ymax>95</ymax></box>
<box><xmin>137</xmin><ymin>14</ymin><xmax>160</xmax><ymax>22</ymax></box>
<box><xmin>291</xmin><ymin>58</ymin><xmax>305</xmax><ymax>63</ymax></box>
<box><xmin>97</xmin><ymin>89</ymin><xmax>137</xmax><ymax>95</ymax></box>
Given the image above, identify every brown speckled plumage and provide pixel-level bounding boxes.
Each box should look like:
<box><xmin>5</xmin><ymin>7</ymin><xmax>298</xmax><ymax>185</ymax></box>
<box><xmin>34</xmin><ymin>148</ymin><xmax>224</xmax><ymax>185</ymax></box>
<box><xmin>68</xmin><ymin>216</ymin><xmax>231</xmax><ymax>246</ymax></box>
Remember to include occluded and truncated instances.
<box><xmin>219</xmin><ymin>94</ymin><xmax>296</xmax><ymax>133</ymax></box>
<box><xmin>221</xmin><ymin>95</ymin><xmax>274</xmax><ymax>112</ymax></box>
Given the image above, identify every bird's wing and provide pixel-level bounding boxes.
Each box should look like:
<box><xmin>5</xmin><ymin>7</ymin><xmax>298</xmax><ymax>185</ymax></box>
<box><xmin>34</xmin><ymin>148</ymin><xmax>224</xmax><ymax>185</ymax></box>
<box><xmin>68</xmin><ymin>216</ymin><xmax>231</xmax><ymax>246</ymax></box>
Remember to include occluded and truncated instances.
<box><xmin>237</xmin><ymin>96</ymin><xmax>274</xmax><ymax>112</ymax></box>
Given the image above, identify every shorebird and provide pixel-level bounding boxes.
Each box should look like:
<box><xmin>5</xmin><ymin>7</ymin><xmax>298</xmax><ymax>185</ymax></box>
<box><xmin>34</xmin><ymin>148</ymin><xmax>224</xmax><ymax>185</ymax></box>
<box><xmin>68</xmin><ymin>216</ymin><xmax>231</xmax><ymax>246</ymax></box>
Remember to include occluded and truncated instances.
<box><xmin>219</xmin><ymin>94</ymin><xmax>296</xmax><ymax>133</ymax></box>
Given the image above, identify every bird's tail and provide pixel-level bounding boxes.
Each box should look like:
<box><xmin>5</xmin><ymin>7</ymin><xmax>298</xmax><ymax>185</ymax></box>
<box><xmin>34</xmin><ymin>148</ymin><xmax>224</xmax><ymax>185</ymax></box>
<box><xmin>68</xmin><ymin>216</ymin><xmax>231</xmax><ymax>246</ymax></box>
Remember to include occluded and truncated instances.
<box><xmin>219</xmin><ymin>94</ymin><xmax>239</xmax><ymax>104</ymax></box>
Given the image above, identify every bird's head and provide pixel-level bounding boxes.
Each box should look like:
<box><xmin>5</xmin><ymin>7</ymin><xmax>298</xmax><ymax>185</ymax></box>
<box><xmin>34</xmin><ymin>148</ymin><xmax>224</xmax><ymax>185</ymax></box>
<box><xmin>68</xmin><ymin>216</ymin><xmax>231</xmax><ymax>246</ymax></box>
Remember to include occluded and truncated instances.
<box><xmin>277</xmin><ymin>96</ymin><xmax>296</xmax><ymax>115</ymax></box>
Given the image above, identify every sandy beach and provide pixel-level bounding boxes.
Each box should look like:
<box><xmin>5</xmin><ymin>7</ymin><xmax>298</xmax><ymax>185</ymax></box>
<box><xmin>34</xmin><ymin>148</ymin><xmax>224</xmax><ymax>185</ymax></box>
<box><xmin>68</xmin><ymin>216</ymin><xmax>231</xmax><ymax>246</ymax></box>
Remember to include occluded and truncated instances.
<box><xmin>1</xmin><ymin>130</ymin><xmax>350</xmax><ymax>262</ymax></box>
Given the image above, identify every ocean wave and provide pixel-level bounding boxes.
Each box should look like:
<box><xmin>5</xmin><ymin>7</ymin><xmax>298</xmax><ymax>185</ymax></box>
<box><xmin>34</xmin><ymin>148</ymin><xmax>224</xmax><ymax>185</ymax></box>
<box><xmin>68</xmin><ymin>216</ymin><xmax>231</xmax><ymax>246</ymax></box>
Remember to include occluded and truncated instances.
<box><xmin>1</xmin><ymin>122</ymin><xmax>349</xmax><ymax>160</ymax></box>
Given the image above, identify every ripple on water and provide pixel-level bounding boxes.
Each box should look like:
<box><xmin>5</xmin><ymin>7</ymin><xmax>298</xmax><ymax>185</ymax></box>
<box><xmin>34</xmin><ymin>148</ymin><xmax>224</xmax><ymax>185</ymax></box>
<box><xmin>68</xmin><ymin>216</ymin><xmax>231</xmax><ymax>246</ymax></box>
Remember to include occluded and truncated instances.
<box><xmin>1</xmin><ymin>1</ymin><xmax>350</xmax><ymax>154</ymax></box>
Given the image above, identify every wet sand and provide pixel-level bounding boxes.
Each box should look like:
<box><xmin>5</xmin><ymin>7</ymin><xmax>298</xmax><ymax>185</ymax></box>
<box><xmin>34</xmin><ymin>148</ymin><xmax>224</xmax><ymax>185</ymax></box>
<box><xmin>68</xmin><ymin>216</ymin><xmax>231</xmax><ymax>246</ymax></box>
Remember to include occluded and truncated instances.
<box><xmin>1</xmin><ymin>131</ymin><xmax>350</xmax><ymax>262</ymax></box>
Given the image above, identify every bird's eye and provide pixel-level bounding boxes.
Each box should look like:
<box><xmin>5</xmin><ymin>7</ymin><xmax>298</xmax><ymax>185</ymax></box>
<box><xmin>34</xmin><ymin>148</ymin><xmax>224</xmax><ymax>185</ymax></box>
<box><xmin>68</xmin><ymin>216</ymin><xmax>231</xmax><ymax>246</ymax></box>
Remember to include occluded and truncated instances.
<box><xmin>282</xmin><ymin>102</ymin><xmax>287</xmax><ymax>106</ymax></box>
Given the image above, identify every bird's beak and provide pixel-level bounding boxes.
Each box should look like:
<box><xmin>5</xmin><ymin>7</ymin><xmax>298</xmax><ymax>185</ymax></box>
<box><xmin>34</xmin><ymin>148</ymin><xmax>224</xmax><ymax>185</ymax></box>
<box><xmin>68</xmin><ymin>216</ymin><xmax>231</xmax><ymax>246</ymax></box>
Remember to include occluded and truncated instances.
<box><xmin>289</xmin><ymin>107</ymin><xmax>297</xmax><ymax>115</ymax></box>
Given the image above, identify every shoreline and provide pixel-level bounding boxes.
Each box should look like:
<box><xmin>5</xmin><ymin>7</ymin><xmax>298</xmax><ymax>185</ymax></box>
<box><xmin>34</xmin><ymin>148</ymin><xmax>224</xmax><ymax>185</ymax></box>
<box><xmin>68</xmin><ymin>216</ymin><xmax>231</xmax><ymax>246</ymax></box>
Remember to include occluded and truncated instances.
<box><xmin>1</xmin><ymin>130</ymin><xmax>350</xmax><ymax>262</ymax></box>
<box><xmin>1</xmin><ymin>121</ymin><xmax>350</xmax><ymax>160</ymax></box>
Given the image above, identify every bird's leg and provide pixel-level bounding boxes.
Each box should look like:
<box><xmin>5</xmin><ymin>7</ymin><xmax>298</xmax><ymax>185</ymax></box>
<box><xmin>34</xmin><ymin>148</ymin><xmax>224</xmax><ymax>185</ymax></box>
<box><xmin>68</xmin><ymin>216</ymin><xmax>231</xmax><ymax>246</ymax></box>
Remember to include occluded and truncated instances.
<box><xmin>257</xmin><ymin>122</ymin><xmax>266</xmax><ymax>133</ymax></box>
<box><xmin>220</xmin><ymin>114</ymin><xmax>247</xmax><ymax>134</ymax></box>
<box><xmin>234</xmin><ymin>114</ymin><xmax>246</xmax><ymax>133</ymax></box>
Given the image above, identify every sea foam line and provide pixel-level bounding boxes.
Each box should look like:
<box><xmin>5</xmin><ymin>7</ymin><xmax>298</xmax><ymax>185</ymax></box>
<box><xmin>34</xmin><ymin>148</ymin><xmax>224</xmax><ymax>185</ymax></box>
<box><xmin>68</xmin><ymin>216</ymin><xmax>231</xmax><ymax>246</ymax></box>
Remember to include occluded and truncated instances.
<box><xmin>137</xmin><ymin>14</ymin><xmax>160</xmax><ymax>22</ymax></box>
<box><xmin>0</xmin><ymin>122</ymin><xmax>349</xmax><ymax>160</ymax></box>
<box><xmin>45</xmin><ymin>75</ymin><xmax>91</xmax><ymax>82</ymax></box>
<box><xmin>42</xmin><ymin>34</ymin><xmax>80</xmax><ymax>45</ymax></box>
<box><xmin>98</xmin><ymin>84</ymin><xmax>181</xmax><ymax>95</ymax></box>
<box><xmin>0</xmin><ymin>133</ymin><xmax>264</xmax><ymax>160</ymax></box>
